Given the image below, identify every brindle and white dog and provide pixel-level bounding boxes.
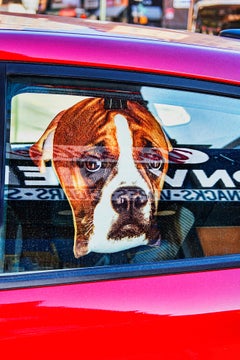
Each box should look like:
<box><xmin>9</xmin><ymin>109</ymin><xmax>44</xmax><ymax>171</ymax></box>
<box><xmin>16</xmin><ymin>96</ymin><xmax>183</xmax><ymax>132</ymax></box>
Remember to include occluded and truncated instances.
<box><xmin>30</xmin><ymin>98</ymin><xmax>172</xmax><ymax>258</ymax></box>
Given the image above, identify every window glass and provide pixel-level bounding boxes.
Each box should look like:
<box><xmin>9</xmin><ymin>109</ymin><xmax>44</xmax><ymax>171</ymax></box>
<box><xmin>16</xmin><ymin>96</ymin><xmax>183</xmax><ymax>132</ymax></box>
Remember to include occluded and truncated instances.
<box><xmin>1</xmin><ymin>77</ymin><xmax>240</xmax><ymax>273</ymax></box>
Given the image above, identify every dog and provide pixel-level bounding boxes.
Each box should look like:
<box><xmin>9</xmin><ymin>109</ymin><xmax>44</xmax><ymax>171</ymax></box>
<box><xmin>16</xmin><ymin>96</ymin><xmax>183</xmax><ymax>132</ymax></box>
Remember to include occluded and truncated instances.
<box><xmin>30</xmin><ymin>98</ymin><xmax>172</xmax><ymax>258</ymax></box>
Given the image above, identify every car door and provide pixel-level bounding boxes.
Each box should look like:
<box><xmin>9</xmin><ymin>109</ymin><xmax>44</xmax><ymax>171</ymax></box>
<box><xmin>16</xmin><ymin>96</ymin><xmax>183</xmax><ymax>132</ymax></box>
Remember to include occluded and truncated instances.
<box><xmin>0</xmin><ymin>62</ymin><xmax>240</xmax><ymax>359</ymax></box>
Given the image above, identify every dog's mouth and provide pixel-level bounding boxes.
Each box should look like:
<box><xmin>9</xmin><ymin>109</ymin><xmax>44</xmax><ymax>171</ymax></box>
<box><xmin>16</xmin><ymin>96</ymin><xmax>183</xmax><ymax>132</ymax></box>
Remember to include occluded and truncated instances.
<box><xmin>107</xmin><ymin>215</ymin><xmax>160</xmax><ymax>242</ymax></box>
<box><xmin>108</xmin><ymin>216</ymin><xmax>146</xmax><ymax>240</ymax></box>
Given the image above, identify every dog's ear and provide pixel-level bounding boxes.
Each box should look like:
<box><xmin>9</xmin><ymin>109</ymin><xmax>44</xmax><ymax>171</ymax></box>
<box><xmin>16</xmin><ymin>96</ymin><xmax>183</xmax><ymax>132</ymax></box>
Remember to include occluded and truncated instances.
<box><xmin>29</xmin><ymin>110</ymin><xmax>65</xmax><ymax>172</ymax></box>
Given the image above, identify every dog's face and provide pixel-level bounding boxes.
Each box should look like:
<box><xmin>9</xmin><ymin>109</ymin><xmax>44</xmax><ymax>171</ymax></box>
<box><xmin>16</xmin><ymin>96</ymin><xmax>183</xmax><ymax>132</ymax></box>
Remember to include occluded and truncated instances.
<box><xmin>30</xmin><ymin>98</ymin><xmax>172</xmax><ymax>257</ymax></box>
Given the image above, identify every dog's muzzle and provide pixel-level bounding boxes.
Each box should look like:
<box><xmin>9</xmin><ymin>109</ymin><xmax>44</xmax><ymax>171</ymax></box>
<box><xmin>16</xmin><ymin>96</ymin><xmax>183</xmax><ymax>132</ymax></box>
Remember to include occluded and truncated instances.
<box><xmin>108</xmin><ymin>186</ymin><xmax>152</xmax><ymax>240</ymax></box>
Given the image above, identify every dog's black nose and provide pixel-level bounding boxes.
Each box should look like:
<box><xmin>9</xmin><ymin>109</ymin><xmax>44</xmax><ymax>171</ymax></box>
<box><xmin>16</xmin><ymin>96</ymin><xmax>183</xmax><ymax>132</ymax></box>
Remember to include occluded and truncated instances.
<box><xmin>111</xmin><ymin>187</ymin><xmax>148</xmax><ymax>214</ymax></box>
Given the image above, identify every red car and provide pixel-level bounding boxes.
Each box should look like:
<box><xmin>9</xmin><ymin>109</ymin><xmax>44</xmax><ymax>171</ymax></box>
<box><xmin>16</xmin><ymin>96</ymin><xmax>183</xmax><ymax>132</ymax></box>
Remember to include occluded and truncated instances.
<box><xmin>0</xmin><ymin>12</ymin><xmax>240</xmax><ymax>359</ymax></box>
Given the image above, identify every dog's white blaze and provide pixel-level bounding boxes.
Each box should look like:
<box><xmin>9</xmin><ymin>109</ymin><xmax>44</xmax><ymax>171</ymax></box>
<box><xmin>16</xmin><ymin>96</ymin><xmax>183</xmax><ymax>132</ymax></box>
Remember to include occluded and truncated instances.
<box><xmin>88</xmin><ymin>114</ymin><xmax>150</xmax><ymax>254</ymax></box>
<box><xmin>114</xmin><ymin>114</ymin><xmax>139</xmax><ymax>185</ymax></box>
<box><xmin>111</xmin><ymin>114</ymin><xmax>150</xmax><ymax>192</ymax></box>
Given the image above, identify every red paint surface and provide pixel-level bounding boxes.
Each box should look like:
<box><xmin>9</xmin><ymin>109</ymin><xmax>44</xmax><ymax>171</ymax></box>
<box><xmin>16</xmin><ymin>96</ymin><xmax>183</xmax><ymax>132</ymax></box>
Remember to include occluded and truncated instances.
<box><xmin>0</xmin><ymin>30</ymin><xmax>240</xmax><ymax>85</ymax></box>
<box><xmin>1</xmin><ymin>16</ymin><xmax>240</xmax><ymax>359</ymax></box>
<box><xmin>0</xmin><ymin>268</ymin><xmax>240</xmax><ymax>359</ymax></box>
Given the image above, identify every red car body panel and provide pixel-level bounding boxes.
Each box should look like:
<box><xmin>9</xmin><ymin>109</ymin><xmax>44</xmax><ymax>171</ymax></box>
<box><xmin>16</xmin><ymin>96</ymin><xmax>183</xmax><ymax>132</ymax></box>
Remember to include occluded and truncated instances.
<box><xmin>0</xmin><ymin>30</ymin><xmax>239</xmax><ymax>84</ymax></box>
<box><xmin>1</xmin><ymin>268</ymin><xmax>240</xmax><ymax>359</ymax></box>
<box><xmin>0</xmin><ymin>13</ymin><xmax>240</xmax><ymax>84</ymax></box>
<box><xmin>0</xmin><ymin>12</ymin><xmax>240</xmax><ymax>359</ymax></box>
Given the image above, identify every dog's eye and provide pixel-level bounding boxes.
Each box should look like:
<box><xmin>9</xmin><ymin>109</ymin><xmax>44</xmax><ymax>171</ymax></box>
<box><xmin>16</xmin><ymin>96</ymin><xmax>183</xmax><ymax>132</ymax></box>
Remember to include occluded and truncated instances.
<box><xmin>147</xmin><ymin>154</ymin><xmax>164</xmax><ymax>176</ymax></box>
<box><xmin>85</xmin><ymin>159</ymin><xmax>102</xmax><ymax>172</ymax></box>
<box><xmin>149</xmin><ymin>160</ymin><xmax>163</xmax><ymax>171</ymax></box>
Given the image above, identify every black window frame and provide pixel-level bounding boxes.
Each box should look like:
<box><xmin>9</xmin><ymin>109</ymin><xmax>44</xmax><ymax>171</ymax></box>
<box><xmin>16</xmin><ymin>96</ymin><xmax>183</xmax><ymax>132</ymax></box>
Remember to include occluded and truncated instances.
<box><xmin>0</xmin><ymin>62</ymin><xmax>240</xmax><ymax>290</ymax></box>
<box><xmin>0</xmin><ymin>63</ymin><xmax>6</xmax><ymax>228</ymax></box>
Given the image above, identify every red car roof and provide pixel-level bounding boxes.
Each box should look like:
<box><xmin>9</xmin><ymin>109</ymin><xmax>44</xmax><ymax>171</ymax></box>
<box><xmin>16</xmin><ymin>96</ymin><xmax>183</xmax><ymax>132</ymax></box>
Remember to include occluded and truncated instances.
<box><xmin>0</xmin><ymin>12</ymin><xmax>240</xmax><ymax>84</ymax></box>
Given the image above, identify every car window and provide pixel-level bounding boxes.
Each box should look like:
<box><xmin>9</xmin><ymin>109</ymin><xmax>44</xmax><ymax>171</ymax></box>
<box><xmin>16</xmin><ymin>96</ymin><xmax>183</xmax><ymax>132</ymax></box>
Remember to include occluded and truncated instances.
<box><xmin>1</xmin><ymin>75</ymin><xmax>240</xmax><ymax>273</ymax></box>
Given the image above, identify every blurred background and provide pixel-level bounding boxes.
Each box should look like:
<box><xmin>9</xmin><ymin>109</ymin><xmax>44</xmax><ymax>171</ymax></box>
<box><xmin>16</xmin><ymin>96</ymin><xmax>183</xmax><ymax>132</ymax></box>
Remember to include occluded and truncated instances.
<box><xmin>0</xmin><ymin>0</ymin><xmax>240</xmax><ymax>34</ymax></box>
